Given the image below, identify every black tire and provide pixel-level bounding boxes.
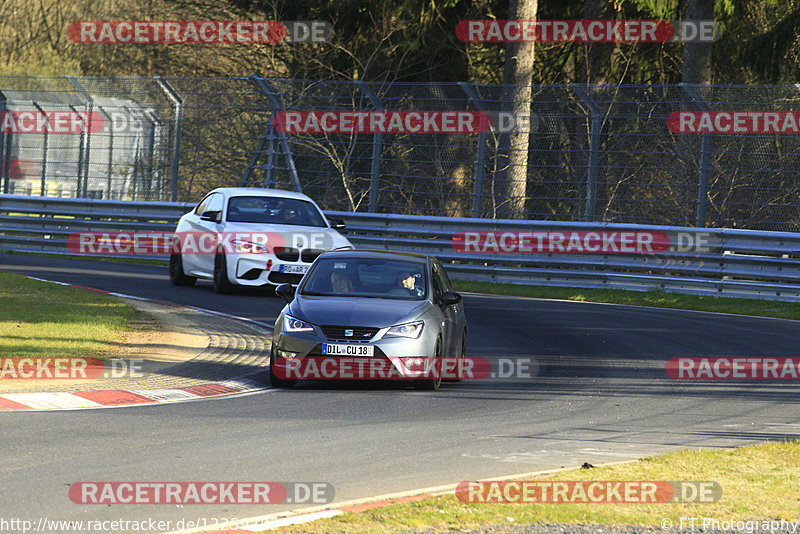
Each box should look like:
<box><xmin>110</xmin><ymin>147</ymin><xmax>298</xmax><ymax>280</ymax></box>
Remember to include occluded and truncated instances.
<box><xmin>169</xmin><ymin>253</ymin><xmax>196</xmax><ymax>286</ymax></box>
<box><xmin>213</xmin><ymin>252</ymin><xmax>236</xmax><ymax>294</ymax></box>
<box><xmin>414</xmin><ymin>338</ymin><xmax>442</xmax><ymax>390</ymax></box>
<box><xmin>444</xmin><ymin>331</ymin><xmax>466</xmax><ymax>383</ymax></box>
<box><xmin>269</xmin><ymin>347</ymin><xmax>297</xmax><ymax>389</ymax></box>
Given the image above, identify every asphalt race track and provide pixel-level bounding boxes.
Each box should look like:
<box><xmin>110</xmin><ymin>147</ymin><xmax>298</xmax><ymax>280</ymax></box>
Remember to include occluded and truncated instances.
<box><xmin>2</xmin><ymin>252</ymin><xmax>800</xmax><ymax>531</ymax></box>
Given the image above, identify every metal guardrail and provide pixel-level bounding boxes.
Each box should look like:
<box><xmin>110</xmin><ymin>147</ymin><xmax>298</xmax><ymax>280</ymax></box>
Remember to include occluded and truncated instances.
<box><xmin>1</xmin><ymin>194</ymin><xmax>800</xmax><ymax>301</ymax></box>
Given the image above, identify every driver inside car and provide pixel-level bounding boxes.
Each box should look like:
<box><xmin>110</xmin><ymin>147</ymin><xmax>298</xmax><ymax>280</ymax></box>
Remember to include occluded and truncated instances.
<box><xmin>331</xmin><ymin>271</ymin><xmax>354</xmax><ymax>293</ymax></box>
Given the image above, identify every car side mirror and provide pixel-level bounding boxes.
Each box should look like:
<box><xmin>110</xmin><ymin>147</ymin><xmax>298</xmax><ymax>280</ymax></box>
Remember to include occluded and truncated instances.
<box><xmin>275</xmin><ymin>283</ymin><xmax>295</xmax><ymax>304</ymax></box>
<box><xmin>441</xmin><ymin>291</ymin><xmax>462</xmax><ymax>307</ymax></box>
<box><xmin>329</xmin><ymin>218</ymin><xmax>346</xmax><ymax>230</ymax></box>
<box><xmin>200</xmin><ymin>210</ymin><xmax>222</xmax><ymax>223</ymax></box>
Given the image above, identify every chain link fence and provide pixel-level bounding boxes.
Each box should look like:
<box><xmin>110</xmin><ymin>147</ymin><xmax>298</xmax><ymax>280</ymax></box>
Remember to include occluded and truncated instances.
<box><xmin>1</xmin><ymin>75</ymin><xmax>799</xmax><ymax>231</ymax></box>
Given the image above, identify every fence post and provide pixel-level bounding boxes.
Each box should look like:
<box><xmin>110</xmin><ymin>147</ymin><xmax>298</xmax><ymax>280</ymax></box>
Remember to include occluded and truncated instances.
<box><xmin>458</xmin><ymin>82</ymin><xmax>489</xmax><ymax>219</ymax></box>
<box><xmin>681</xmin><ymin>84</ymin><xmax>712</xmax><ymax>227</ymax></box>
<box><xmin>264</xmin><ymin>125</ymin><xmax>275</xmax><ymax>188</ymax></box>
<box><xmin>570</xmin><ymin>85</ymin><xmax>602</xmax><ymax>222</ymax></box>
<box><xmin>357</xmin><ymin>81</ymin><xmax>383</xmax><ymax>213</ymax></box>
<box><xmin>66</xmin><ymin>77</ymin><xmax>95</xmax><ymax>198</ymax></box>
<box><xmin>33</xmin><ymin>102</ymin><xmax>48</xmax><ymax>196</ymax></box>
<box><xmin>240</xmin><ymin>120</ymin><xmax>276</xmax><ymax>188</ymax></box>
<box><xmin>249</xmin><ymin>75</ymin><xmax>303</xmax><ymax>193</ymax></box>
<box><xmin>0</xmin><ymin>89</ymin><xmax>9</xmax><ymax>194</ymax></box>
<box><xmin>105</xmin><ymin>107</ymin><xmax>115</xmax><ymax>199</ymax></box>
<box><xmin>155</xmin><ymin>77</ymin><xmax>183</xmax><ymax>202</ymax></box>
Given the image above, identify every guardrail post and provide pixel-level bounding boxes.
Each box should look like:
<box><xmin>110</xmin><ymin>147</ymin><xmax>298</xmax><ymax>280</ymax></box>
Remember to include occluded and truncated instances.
<box><xmin>458</xmin><ymin>82</ymin><xmax>489</xmax><ymax>218</ymax></box>
<box><xmin>570</xmin><ymin>85</ymin><xmax>602</xmax><ymax>222</ymax></box>
<box><xmin>357</xmin><ymin>81</ymin><xmax>383</xmax><ymax>213</ymax></box>
<box><xmin>681</xmin><ymin>84</ymin><xmax>712</xmax><ymax>227</ymax></box>
<box><xmin>155</xmin><ymin>77</ymin><xmax>183</xmax><ymax>202</ymax></box>
<box><xmin>249</xmin><ymin>74</ymin><xmax>303</xmax><ymax>193</ymax></box>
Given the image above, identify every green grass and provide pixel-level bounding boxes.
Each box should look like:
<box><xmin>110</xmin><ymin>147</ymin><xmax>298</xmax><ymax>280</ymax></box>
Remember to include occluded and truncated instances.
<box><xmin>453</xmin><ymin>280</ymin><xmax>800</xmax><ymax>321</ymax></box>
<box><xmin>272</xmin><ymin>441</ymin><xmax>800</xmax><ymax>533</ymax></box>
<box><xmin>2</xmin><ymin>249</ymin><xmax>168</xmax><ymax>266</ymax></box>
<box><xmin>0</xmin><ymin>271</ymin><xmax>146</xmax><ymax>359</ymax></box>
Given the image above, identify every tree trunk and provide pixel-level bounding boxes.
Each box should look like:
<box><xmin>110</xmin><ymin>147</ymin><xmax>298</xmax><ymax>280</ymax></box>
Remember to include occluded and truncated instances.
<box><xmin>583</xmin><ymin>0</ymin><xmax>614</xmax><ymax>84</ymax></box>
<box><xmin>496</xmin><ymin>0</ymin><xmax>538</xmax><ymax>219</ymax></box>
<box><xmin>682</xmin><ymin>0</ymin><xmax>714</xmax><ymax>84</ymax></box>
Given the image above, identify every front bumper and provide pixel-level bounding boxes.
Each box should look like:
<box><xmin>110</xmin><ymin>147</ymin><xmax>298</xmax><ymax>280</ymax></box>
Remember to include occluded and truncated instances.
<box><xmin>272</xmin><ymin>330</ymin><xmax>436</xmax><ymax>381</ymax></box>
<box><xmin>229</xmin><ymin>254</ymin><xmax>312</xmax><ymax>287</ymax></box>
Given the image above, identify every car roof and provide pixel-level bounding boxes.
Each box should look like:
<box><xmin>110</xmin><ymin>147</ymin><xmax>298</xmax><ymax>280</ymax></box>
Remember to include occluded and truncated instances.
<box><xmin>208</xmin><ymin>187</ymin><xmax>314</xmax><ymax>202</ymax></box>
<box><xmin>320</xmin><ymin>249</ymin><xmax>431</xmax><ymax>263</ymax></box>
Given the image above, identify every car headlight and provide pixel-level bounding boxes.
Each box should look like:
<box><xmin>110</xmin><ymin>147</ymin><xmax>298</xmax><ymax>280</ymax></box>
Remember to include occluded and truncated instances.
<box><xmin>283</xmin><ymin>314</ymin><xmax>315</xmax><ymax>334</ymax></box>
<box><xmin>233</xmin><ymin>240</ymin><xmax>266</xmax><ymax>254</ymax></box>
<box><xmin>384</xmin><ymin>321</ymin><xmax>424</xmax><ymax>339</ymax></box>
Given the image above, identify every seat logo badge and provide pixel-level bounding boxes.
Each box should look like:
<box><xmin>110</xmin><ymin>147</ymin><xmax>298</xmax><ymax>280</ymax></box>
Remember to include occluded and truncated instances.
<box><xmin>345</xmin><ymin>329</ymin><xmax>353</xmax><ymax>337</ymax></box>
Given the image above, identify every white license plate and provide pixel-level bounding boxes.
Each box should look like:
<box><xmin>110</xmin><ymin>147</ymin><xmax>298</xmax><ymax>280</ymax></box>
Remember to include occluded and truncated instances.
<box><xmin>322</xmin><ymin>344</ymin><xmax>374</xmax><ymax>357</ymax></box>
<box><xmin>280</xmin><ymin>264</ymin><xmax>309</xmax><ymax>274</ymax></box>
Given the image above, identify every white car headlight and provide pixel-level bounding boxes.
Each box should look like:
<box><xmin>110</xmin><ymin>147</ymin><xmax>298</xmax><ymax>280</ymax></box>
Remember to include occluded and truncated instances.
<box><xmin>283</xmin><ymin>314</ymin><xmax>315</xmax><ymax>333</ymax></box>
<box><xmin>384</xmin><ymin>321</ymin><xmax>424</xmax><ymax>339</ymax></box>
<box><xmin>233</xmin><ymin>240</ymin><xmax>266</xmax><ymax>254</ymax></box>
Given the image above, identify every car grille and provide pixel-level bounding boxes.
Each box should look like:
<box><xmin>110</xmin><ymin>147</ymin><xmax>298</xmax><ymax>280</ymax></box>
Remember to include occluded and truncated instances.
<box><xmin>321</xmin><ymin>325</ymin><xmax>379</xmax><ymax>341</ymax></box>
<box><xmin>275</xmin><ymin>246</ymin><xmax>300</xmax><ymax>261</ymax></box>
<box><xmin>301</xmin><ymin>248</ymin><xmax>325</xmax><ymax>263</ymax></box>
<box><xmin>307</xmin><ymin>346</ymin><xmax>388</xmax><ymax>358</ymax></box>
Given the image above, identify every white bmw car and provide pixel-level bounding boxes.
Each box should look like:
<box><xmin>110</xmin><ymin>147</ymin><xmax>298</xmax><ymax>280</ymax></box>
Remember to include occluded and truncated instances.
<box><xmin>169</xmin><ymin>187</ymin><xmax>354</xmax><ymax>293</ymax></box>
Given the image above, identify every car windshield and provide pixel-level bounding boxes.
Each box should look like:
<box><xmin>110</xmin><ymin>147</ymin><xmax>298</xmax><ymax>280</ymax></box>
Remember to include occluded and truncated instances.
<box><xmin>226</xmin><ymin>196</ymin><xmax>327</xmax><ymax>227</ymax></box>
<box><xmin>300</xmin><ymin>257</ymin><xmax>427</xmax><ymax>300</ymax></box>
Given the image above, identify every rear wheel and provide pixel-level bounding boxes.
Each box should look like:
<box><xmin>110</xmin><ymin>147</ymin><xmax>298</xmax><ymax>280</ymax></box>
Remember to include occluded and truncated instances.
<box><xmin>414</xmin><ymin>338</ymin><xmax>442</xmax><ymax>390</ymax></box>
<box><xmin>269</xmin><ymin>347</ymin><xmax>297</xmax><ymax>389</ymax></box>
<box><xmin>213</xmin><ymin>252</ymin><xmax>235</xmax><ymax>294</ymax></box>
<box><xmin>169</xmin><ymin>253</ymin><xmax>196</xmax><ymax>286</ymax></box>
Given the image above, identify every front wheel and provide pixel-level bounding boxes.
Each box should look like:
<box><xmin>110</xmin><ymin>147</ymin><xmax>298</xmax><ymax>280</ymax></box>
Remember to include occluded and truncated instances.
<box><xmin>169</xmin><ymin>253</ymin><xmax>196</xmax><ymax>286</ymax></box>
<box><xmin>414</xmin><ymin>338</ymin><xmax>442</xmax><ymax>390</ymax></box>
<box><xmin>213</xmin><ymin>253</ymin><xmax>235</xmax><ymax>294</ymax></box>
<box><xmin>269</xmin><ymin>348</ymin><xmax>297</xmax><ymax>389</ymax></box>
<box><xmin>444</xmin><ymin>331</ymin><xmax>466</xmax><ymax>382</ymax></box>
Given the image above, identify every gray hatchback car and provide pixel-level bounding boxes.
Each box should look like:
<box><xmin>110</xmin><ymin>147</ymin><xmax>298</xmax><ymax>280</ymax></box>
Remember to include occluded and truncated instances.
<box><xmin>270</xmin><ymin>250</ymin><xmax>467</xmax><ymax>390</ymax></box>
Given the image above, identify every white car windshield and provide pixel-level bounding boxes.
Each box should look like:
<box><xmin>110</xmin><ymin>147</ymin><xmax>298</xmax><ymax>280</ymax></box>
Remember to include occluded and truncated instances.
<box><xmin>300</xmin><ymin>258</ymin><xmax>427</xmax><ymax>300</ymax></box>
<box><xmin>226</xmin><ymin>196</ymin><xmax>327</xmax><ymax>227</ymax></box>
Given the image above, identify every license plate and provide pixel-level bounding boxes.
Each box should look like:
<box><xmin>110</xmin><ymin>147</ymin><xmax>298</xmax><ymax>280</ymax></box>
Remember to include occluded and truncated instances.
<box><xmin>322</xmin><ymin>344</ymin><xmax>374</xmax><ymax>357</ymax></box>
<box><xmin>280</xmin><ymin>264</ymin><xmax>309</xmax><ymax>274</ymax></box>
